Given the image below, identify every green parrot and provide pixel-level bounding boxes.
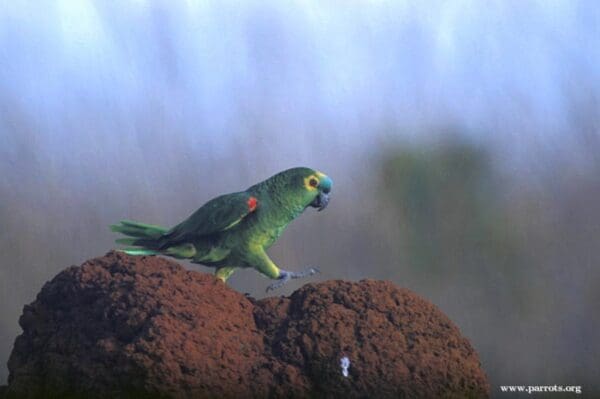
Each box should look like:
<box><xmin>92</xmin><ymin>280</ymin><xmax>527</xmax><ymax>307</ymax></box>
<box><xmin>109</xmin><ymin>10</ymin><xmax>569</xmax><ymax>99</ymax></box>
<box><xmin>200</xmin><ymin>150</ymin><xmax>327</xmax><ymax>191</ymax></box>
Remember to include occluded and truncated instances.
<box><xmin>110</xmin><ymin>167</ymin><xmax>332</xmax><ymax>291</ymax></box>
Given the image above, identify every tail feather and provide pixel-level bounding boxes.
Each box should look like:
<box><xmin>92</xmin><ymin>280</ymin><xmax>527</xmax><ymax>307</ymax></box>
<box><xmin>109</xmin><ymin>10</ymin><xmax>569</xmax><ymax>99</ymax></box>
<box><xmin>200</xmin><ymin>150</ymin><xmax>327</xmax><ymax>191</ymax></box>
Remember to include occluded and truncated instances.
<box><xmin>110</xmin><ymin>220</ymin><xmax>167</xmax><ymax>238</ymax></box>
<box><xmin>118</xmin><ymin>248</ymin><xmax>160</xmax><ymax>256</ymax></box>
<box><xmin>115</xmin><ymin>238</ymin><xmax>141</xmax><ymax>245</ymax></box>
<box><xmin>111</xmin><ymin>220</ymin><xmax>169</xmax><ymax>255</ymax></box>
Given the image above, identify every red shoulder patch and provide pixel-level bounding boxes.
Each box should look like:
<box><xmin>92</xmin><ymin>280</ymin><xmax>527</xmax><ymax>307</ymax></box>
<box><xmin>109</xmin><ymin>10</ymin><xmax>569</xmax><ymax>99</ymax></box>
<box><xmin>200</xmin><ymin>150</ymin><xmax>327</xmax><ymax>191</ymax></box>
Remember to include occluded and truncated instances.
<box><xmin>247</xmin><ymin>196</ymin><xmax>258</xmax><ymax>212</ymax></box>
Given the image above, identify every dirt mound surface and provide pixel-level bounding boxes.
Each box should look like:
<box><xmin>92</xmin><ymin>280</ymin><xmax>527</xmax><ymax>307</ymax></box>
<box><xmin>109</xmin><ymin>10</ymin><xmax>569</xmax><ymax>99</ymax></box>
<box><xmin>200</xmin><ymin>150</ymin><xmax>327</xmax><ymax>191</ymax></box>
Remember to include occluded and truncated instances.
<box><xmin>253</xmin><ymin>281</ymin><xmax>489</xmax><ymax>398</ymax></box>
<box><xmin>7</xmin><ymin>252</ymin><xmax>263</xmax><ymax>398</ymax></box>
<box><xmin>6</xmin><ymin>251</ymin><xmax>489</xmax><ymax>398</ymax></box>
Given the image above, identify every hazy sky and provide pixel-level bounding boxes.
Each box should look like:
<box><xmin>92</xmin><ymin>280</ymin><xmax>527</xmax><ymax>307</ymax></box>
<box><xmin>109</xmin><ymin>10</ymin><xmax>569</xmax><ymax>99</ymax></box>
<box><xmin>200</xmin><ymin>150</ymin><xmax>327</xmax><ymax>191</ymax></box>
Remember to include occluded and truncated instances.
<box><xmin>1</xmin><ymin>0</ymin><xmax>598</xmax><ymax>151</ymax></box>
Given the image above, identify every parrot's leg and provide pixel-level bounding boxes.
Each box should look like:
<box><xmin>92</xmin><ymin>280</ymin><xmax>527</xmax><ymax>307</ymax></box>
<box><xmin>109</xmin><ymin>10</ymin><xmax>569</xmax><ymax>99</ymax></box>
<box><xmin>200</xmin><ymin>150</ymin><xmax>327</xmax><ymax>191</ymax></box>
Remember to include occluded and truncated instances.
<box><xmin>252</xmin><ymin>249</ymin><xmax>319</xmax><ymax>292</ymax></box>
<box><xmin>253</xmin><ymin>253</ymin><xmax>281</xmax><ymax>280</ymax></box>
<box><xmin>265</xmin><ymin>268</ymin><xmax>320</xmax><ymax>292</ymax></box>
<box><xmin>252</xmin><ymin>248</ymin><xmax>319</xmax><ymax>292</ymax></box>
<box><xmin>215</xmin><ymin>266</ymin><xmax>238</xmax><ymax>282</ymax></box>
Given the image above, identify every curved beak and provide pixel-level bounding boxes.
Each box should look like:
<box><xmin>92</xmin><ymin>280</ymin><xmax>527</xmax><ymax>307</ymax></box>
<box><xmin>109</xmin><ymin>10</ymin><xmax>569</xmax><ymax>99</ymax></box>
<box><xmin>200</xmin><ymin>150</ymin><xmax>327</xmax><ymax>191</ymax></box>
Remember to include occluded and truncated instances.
<box><xmin>309</xmin><ymin>173</ymin><xmax>332</xmax><ymax>211</ymax></box>
<box><xmin>310</xmin><ymin>191</ymin><xmax>330</xmax><ymax>211</ymax></box>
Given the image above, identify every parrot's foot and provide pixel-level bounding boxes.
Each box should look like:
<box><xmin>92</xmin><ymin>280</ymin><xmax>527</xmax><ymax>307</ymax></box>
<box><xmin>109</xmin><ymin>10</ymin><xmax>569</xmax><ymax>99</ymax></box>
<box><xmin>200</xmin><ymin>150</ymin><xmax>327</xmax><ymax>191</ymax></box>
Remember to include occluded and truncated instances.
<box><xmin>266</xmin><ymin>267</ymin><xmax>320</xmax><ymax>292</ymax></box>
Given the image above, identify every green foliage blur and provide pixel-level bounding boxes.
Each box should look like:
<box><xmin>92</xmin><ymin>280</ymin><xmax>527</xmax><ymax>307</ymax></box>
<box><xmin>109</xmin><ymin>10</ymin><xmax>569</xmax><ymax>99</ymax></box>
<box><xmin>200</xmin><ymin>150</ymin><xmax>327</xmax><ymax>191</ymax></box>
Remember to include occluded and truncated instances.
<box><xmin>382</xmin><ymin>142</ymin><xmax>516</xmax><ymax>272</ymax></box>
<box><xmin>375</xmin><ymin>137</ymin><xmax>600</xmax><ymax>393</ymax></box>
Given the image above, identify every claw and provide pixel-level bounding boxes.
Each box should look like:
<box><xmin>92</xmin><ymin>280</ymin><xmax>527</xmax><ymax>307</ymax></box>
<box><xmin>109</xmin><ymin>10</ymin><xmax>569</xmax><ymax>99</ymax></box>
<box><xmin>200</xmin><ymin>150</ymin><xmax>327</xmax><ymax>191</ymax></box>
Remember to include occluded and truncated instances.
<box><xmin>266</xmin><ymin>271</ymin><xmax>290</xmax><ymax>292</ymax></box>
<box><xmin>265</xmin><ymin>267</ymin><xmax>320</xmax><ymax>292</ymax></box>
<box><xmin>290</xmin><ymin>267</ymin><xmax>319</xmax><ymax>279</ymax></box>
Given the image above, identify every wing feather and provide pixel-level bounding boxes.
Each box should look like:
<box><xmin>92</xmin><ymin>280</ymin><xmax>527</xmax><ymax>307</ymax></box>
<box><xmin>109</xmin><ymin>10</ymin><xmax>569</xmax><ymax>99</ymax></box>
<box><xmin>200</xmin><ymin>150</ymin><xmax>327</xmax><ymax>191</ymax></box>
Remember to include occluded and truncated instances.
<box><xmin>159</xmin><ymin>191</ymin><xmax>257</xmax><ymax>247</ymax></box>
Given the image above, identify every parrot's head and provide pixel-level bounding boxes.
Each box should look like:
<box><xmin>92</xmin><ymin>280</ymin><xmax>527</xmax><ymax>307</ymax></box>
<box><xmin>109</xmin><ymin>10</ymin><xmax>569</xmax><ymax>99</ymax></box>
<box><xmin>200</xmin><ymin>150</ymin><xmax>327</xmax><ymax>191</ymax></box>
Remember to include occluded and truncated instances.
<box><xmin>271</xmin><ymin>167</ymin><xmax>333</xmax><ymax>212</ymax></box>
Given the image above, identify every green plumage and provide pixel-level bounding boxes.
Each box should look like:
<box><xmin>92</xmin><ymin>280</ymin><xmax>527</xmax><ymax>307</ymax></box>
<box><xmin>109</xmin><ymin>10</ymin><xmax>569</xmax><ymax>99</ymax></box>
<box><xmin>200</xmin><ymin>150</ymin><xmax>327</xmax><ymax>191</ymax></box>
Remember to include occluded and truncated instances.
<box><xmin>111</xmin><ymin>167</ymin><xmax>333</xmax><ymax>287</ymax></box>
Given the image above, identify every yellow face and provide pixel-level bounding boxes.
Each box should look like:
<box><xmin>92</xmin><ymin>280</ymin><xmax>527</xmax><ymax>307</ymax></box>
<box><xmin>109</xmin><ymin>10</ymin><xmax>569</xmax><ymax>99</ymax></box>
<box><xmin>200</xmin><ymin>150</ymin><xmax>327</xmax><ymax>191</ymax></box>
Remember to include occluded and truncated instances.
<box><xmin>303</xmin><ymin>171</ymin><xmax>328</xmax><ymax>192</ymax></box>
<box><xmin>302</xmin><ymin>170</ymin><xmax>332</xmax><ymax>211</ymax></box>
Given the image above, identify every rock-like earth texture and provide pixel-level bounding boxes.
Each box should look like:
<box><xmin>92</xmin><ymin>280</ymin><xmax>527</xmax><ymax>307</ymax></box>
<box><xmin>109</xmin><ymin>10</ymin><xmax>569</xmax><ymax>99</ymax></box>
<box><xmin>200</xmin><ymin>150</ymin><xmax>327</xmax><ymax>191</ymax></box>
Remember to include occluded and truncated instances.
<box><xmin>5</xmin><ymin>251</ymin><xmax>489</xmax><ymax>398</ymax></box>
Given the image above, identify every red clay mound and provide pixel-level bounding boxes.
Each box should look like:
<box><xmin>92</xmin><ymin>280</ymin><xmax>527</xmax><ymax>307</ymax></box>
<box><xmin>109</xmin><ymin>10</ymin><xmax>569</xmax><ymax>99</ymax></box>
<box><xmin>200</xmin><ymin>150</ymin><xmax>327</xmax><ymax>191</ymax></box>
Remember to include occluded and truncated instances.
<box><xmin>5</xmin><ymin>251</ymin><xmax>489</xmax><ymax>398</ymax></box>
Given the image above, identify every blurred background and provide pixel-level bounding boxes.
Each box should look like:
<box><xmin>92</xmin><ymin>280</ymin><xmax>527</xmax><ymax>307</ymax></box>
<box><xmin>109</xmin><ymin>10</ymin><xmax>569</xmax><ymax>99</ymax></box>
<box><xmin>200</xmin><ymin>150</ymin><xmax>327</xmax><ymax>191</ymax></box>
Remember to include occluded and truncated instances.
<box><xmin>1</xmin><ymin>0</ymin><xmax>599</xmax><ymax>396</ymax></box>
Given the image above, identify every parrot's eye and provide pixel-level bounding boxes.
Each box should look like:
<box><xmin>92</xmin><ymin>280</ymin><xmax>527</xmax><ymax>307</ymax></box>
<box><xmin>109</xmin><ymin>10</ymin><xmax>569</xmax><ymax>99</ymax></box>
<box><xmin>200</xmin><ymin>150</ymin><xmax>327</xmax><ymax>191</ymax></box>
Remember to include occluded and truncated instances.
<box><xmin>309</xmin><ymin>177</ymin><xmax>319</xmax><ymax>188</ymax></box>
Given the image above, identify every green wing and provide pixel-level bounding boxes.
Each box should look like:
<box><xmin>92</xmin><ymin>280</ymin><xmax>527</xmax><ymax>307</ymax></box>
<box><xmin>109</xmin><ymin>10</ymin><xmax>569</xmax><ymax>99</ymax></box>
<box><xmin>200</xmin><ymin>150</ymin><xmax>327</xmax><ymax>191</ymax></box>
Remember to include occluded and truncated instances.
<box><xmin>160</xmin><ymin>191</ymin><xmax>257</xmax><ymax>247</ymax></box>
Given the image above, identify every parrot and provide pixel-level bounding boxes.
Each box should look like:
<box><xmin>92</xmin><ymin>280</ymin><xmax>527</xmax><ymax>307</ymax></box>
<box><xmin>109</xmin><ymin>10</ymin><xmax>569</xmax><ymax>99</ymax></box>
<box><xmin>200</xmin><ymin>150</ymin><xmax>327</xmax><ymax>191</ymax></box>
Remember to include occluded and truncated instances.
<box><xmin>110</xmin><ymin>167</ymin><xmax>332</xmax><ymax>291</ymax></box>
